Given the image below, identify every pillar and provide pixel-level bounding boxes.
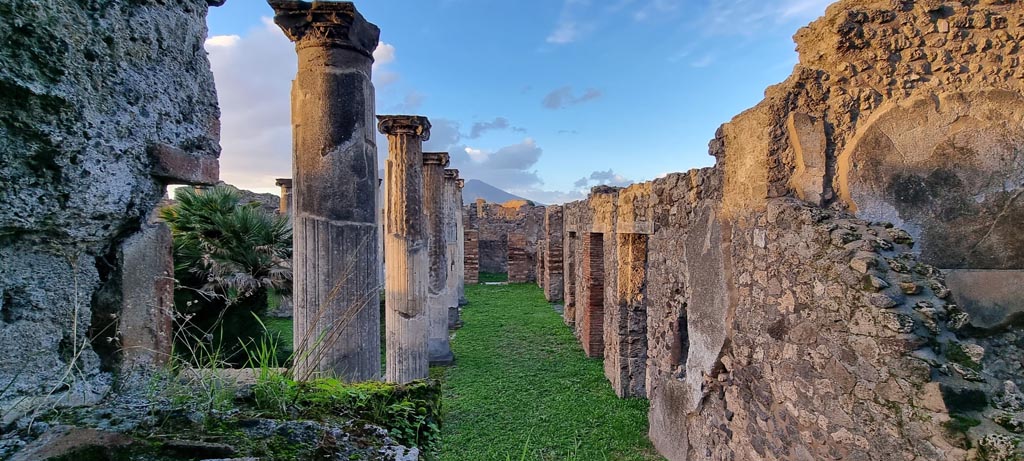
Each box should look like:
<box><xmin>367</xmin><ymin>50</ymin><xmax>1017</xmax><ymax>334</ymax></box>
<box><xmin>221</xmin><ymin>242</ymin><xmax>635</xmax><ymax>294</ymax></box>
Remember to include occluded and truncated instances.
<box><xmin>377</xmin><ymin>115</ymin><xmax>432</xmax><ymax>383</ymax></box>
<box><xmin>606</xmin><ymin>233</ymin><xmax>649</xmax><ymax>398</ymax></box>
<box><xmin>581</xmin><ymin>232</ymin><xmax>605</xmax><ymax>358</ymax></box>
<box><xmin>456</xmin><ymin>179</ymin><xmax>467</xmax><ymax>305</ymax></box>
<box><xmin>423</xmin><ymin>152</ymin><xmax>454</xmax><ymax>366</ymax></box>
<box><xmin>270</xmin><ymin>1</ymin><xmax>381</xmax><ymax>382</ymax></box>
<box><xmin>443</xmin><ymin>169</ymin><xmax>461</xmax><ymax>328</ymax></box>
<box><xmin>275</xmin><ymin>178</ymin><xmax>293</xmax><ymax>216</ymax></box>
<box><xmin>508</xmin><ymin>232</ymin><xmax>529</xmax><ymax>283</ymax></box>
<box><xmin>543</xmin><ymin>206</ymin><xmax>565</xmax><ymax>302</ymax></box>
<box><xmin>465</xmin><ymin>229</ymin><xmax>480</xmax><ymax>285</ymax></box>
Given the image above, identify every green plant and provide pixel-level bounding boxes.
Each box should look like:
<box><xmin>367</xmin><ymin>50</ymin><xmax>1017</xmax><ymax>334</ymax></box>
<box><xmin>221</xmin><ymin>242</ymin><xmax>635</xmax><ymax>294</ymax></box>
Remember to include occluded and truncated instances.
<box><xmin>160</xmin><ymin>186</ymin><xmax>292</xmax><ymax>366</ymax></box>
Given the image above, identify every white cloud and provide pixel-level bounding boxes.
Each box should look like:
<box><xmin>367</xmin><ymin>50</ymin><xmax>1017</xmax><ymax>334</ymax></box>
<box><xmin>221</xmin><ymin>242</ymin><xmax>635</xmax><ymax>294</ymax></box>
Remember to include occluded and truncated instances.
<box><xmin>547</xmin><ymin>21</ymin><xmax>580</xmax><ymax>44</ymax></box>
<box><xmin>207</xmin><ymin>18</ymin><xmax>400</xmax><ymax>195</ymax></box>
<box><xmin>205</xmin><ymin>35</ymin><xmax>240</xmax><ymax>48</ymax></box>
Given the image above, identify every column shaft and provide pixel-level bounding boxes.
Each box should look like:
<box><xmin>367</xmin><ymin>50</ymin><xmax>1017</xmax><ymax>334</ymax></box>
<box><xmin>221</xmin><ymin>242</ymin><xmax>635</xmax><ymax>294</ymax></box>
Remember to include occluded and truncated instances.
<box><xmin>271</xmin><ymin>2</ymin><xmax>382</xmax><ymax>382</ymax></box>
<box><xmin>379</xmin><ymin>115</ymin><xmax>432</xmax><ymax>383</ymax></box>
<box><xmin>424</xmin><ymin>153</ymin><xmax>453</xmax><ymax>366</ymax></box>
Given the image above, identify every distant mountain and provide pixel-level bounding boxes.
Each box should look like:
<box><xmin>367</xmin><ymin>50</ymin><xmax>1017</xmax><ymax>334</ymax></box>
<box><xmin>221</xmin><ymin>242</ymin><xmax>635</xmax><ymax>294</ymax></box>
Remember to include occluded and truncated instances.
<box><xmin>462</xmin><ymin>179</ymin><xmax>536</xmax><ymax>205</ymax></box>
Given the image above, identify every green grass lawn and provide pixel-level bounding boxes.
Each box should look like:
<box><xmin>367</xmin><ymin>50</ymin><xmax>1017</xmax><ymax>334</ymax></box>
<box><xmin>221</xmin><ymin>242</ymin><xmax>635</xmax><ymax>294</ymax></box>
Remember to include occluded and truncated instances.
<box><xmin>434</xmin><ymin>283</ymin><xmax>661</xmax><ymax>461</ymax></box>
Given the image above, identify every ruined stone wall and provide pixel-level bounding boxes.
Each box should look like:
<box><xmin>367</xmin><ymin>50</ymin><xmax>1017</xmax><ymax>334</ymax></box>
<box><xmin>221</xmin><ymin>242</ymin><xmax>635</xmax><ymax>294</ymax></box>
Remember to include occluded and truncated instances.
<box><xmin>551</xmin><ymin>1</ymin><xmax>1024</xmax><ymax>459</ymax></box>
<box><xmin>463</xmin><ymin>200</ymin><xmax>545</xmax><ymax>278</ymax></box>
<box><xmin>0</xmin><ymin>0</ymin><xmax>221</xmax><ymax>420</ymax></box>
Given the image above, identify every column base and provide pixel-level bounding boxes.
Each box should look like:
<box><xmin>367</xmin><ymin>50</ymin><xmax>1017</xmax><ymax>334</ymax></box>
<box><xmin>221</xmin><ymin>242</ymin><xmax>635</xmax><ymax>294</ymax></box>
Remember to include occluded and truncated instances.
<box><xmin>458</xmin><ymin>297</ymin><xmax>468</xmax><ymax>306</ymax></box>
<box><xmin>428</xmin><ymin>338</ymin><xmax>454</xmax><ymax>367</ymax></box>
<box><xmin>448</xmin><ymin>306</ymin><xmax>462</xmax><ymax>330</ymax></box>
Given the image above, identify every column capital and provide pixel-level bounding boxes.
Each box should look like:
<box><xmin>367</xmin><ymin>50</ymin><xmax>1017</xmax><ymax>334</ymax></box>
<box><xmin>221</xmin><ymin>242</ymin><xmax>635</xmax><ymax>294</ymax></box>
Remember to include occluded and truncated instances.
<box><xmin>376</xmin><ymin>115</ymin><xmax>431</xmax><ymax>140</ymax></box>
<box><xmin>275</xmin><ymin>178</ymin><xmax>293</xmax><ymax>188</ymax></box>
<box><xmin>268</xmin><ymin>1</ymin><xmax>380</xmax><ymax>56</ymax></box>
<box><xmin>444</xmin><ymin>169</ymin><xmax>460</xmax><ymax>180</ymax></box>
<box><xmin>457</xmin><ymin>179</ymin><xmax>465</xmax><ymax>189</ymax></box>
<box><xmin>423</xmin><ymin>152</ymin><xmax>450</xmax><ymax>167</ymax></box>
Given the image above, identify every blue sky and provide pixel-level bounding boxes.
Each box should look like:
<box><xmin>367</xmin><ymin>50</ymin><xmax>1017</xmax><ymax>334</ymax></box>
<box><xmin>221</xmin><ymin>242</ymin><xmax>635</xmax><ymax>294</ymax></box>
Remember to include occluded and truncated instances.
<box><xmin>206</xmin><ymin>0</ymin><xmax>833</xmax><ymax>203</ymax></box>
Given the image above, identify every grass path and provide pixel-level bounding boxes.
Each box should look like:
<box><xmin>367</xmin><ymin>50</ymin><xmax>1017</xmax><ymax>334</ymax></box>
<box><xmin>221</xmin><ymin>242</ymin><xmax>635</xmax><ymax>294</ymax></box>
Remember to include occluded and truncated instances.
<box><xmin>434</xmin><ymin>283</ymin><xmax>661</xmax><ymax>461</ymax></box>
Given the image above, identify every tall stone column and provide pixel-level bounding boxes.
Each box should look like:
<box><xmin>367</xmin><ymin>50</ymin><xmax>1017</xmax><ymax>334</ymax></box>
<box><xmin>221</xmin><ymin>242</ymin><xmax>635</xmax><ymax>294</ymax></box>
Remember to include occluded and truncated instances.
<box><xmin>423</xmin><ymin>152</ymin><xmax>454</xmax><ymax>366</ymax></box>
<box><xmin>378</xmin><ymin>115</ymin><xmax>432</xmax><ymax>383</ymax></box>
<box><xmin>443</xmin><ymin>169</ymin><xmax>461</xmax><ymax>328</ymax></box>
<box><xmin>275</xmin><ymin>178</ymin><xmax>293</xmax><ymax>216</ymax></box>
<box><xmin>456</xmin><ymin>179</ymin><xmax>467</xmax><ymax>305</ymax></box>
<box><xmin>270</xmin><ymin>1</ymin><xmax>381</xmax><ymax>382</ymax></box>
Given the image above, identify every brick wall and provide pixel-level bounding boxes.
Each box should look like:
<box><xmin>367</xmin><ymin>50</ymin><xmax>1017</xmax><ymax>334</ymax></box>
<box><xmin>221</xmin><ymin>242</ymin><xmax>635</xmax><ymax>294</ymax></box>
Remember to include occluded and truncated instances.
<box><xmin>464</xmin><ymin>229</ymin><xmax>479</xmax><ymax>284</ymax></box>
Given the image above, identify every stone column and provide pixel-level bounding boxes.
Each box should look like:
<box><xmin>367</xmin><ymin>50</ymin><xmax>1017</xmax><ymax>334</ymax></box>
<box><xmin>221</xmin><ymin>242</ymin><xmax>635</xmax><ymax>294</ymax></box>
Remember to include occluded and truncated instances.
<box><xmin>377</xmin><ymin>115</ymin><xmax>432</xmax><ymax>383</ymax></box>
<box><xmin>456</xmin><ymin>179</ymin><xmax>468</xmax><ymax>305</ymax></box>
<box><xmin>423</xmin><ymin>152</ymin><xmax>454</xmax><ymax>366</ymax></box>
<box><xmin>270</xmin><ymin>1</ymin><xmax>381</xmax><ymax>382</ymax></box>
<box><xmin>275</xmin><ymin>178</ymin><xmax>293</xmax><ymax>216</ymax></box>
<box><xmin>443</xmin><ymin>169</ymin><xmax>461</xmax><ymax>328</ymax></box>
<box><xmin>544</xmin><ymin>205</ymin><xmax>564</xmax><ymax>302</ymax></box>
<box><xmin>377</xmin><ymin>178</ymin><xmax>385</xmax><ymax>284</ymax></box>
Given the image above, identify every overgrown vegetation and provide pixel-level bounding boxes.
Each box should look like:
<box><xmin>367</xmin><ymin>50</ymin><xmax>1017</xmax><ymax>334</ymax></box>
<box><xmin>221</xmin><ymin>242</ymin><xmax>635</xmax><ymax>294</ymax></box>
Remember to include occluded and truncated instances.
<box><xmin>160</xmin><ymin>186</ymin><xmax>292</xmax><ymax>366</ymax></box>
<box><xmin>434</xmin><ymin>283</ymin><xmax>661</xmax><ymax>460</ymax></box>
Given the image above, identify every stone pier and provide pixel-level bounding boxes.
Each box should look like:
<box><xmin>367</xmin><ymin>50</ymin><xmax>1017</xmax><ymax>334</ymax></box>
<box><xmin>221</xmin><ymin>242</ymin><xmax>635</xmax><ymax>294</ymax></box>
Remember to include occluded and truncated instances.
<box><xmin>270</xmin><ymin>1</ymin><xmax>381</xmax><ymax>382</ymax></box>
<box><xmin>443</xmin><ymin>169</ymin><xmax>462</xmax><ymax>328</ymax></box>
<box><xmin>377</xmin><ymin>115</ymin><xmax>432</xmax><ymax>383</ymax></box>
<box><xmin>275</xmin><ymin>178</ymin><xmax>293</xmax><ymax>216</ymax></box>
<box><xmin>423</xmin><ymin>153</ymin><xmax>454</xmax><ymax>366</ymax></box>
<box><xmin>465</xmin><ymin>229</ymin><xmax>480</xmax><ymax>285</ymax></box>
<box><xmin>543</xmin><ymin>206</ymin><xmax>564</xmax><ymax>302</ymax></box>
<box><xmin>508</xmin><ymin>233</ymin><xmax>529</xmax><ymax>283</ymax></box>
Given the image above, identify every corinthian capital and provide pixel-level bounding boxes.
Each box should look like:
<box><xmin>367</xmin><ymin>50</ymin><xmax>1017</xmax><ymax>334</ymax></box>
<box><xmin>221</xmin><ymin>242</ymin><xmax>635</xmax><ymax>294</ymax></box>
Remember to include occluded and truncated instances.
<box><xmin>377</xmin><ymin>115</ymin><xmax>432</xmax><ymax>141</ymax></box>
<box><xmin>268</xmin><ymin>1</ymin><xmax>380</xmax><ymax>56</ymax></box>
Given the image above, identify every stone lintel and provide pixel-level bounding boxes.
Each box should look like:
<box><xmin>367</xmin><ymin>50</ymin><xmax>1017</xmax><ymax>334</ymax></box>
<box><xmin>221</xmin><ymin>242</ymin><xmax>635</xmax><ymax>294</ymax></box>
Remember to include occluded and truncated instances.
<box><xmin>275</xmin><ymin>178</ymin><xmax>293</xmax><ymax>188</ymax></box>
<box><xmin>444</xmin><ymin>168</ymin><xmax>459</xmax><ymax>180</ymax></box>
<box><xmin>376</xmin><ymin>115</ymin><xmax>431</xmax><ymax>140</ymax></box>
<box><xmin>268</xmin><ymin>0</ymin><xmax>380</xmax><ymax>56</ymax></box>
<box><xmin>423</xmin><ymin>152</ymin><xmax>450</xmax><ymax>167</ymax></box>
<box><xmin>149</xmin><ymin>143</ymin><xmax>219</xmax><ymax>186</ymax></box>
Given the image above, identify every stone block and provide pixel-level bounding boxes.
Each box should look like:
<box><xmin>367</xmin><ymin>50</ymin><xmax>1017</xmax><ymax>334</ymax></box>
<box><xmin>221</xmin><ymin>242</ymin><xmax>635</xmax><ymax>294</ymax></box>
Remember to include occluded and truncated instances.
<box><xmin>149</xmin><ymin>143</ymin><xmax>219</xmax><ymax>186</ymax></box>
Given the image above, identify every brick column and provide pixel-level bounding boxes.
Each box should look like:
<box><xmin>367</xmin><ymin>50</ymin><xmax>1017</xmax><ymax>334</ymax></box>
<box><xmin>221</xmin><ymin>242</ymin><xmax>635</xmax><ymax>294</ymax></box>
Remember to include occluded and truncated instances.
<box><xmin>581</xmin><ymin>233</ymin><xmax>605</xmax><ymax>358</ymax></box>
<box><xmin>464</xmin><ymin>229</ymin><xmax>480</xmax><ymax>284</ymax></box>
<box><xmin>377</xmin><ymin>115</ymin><xmax>432</xmax><ymax>383</ymax></box>
<box><xmin>544</xmin><ymin>205</ymin><xmax>564</xmax><ymax>302</ymax></box>
<box><xmin>508</xmin><ymin>232</ymin><xmax>529</xmax><ymax>283</ymax></box>
<box><xmin>270</xmin><ymin>1</ymin><xmax>381</xmax><ymax>381</ymax></box>
<box><xmin>423</xmin><ymin>152</ymin><xmax>453</xmax><ymax>366</ymax></box>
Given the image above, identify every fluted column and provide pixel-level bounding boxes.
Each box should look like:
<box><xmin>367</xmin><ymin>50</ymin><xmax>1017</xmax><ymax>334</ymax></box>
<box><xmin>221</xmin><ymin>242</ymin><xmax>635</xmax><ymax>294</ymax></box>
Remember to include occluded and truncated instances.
<box><xmin>443</xmin><ymin>169</ymin><xmax>461</xmax><ymax>328</ymax></box>
<box><xmin>456</xmin><ymin>179</ymin><xmax>467</xmax><ymax>305</ymax></box>
<box><xmin>270</xmin><ymin>0</ymin><xmax>381</xmax><ymax>382</ymax></box>
<box><xmin>423</xmin><ymin>152</ymin><xmax>453</xmax><ymax>366</ymax></box>
<box><xmin>378</xmin><ymin>115</ymin><xmax>432</xmax><ymax>383</ymax></box>
<box><xmin>275</xmin><ymin>178</ymin><xmax>293</xmax><ymax>217</ymax></box>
